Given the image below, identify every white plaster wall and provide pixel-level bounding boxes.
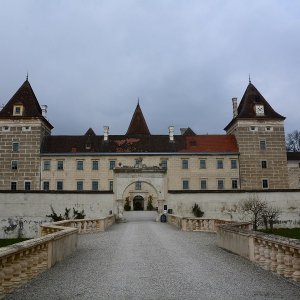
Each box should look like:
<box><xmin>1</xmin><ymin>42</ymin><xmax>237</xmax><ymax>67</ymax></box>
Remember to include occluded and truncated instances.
<box><xmin>166</xmin><ymin>191</ymin><xmax>300</xmax><ymax>226</ymax></box>
<box><xmin>0</xmin><ymin>192</ymin><xmax>114</xmax><ymax>238</ymax></box>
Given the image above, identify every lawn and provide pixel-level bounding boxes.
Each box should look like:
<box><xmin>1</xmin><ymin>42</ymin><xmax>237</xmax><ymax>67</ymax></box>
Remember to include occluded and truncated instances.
<box><xmin>0</xmin><ymin>238</ymin><xmax>30</xmax><ymax>248</ymax></box>
<box><xmin>260</xmin><ymin>228</ymin><xmax>300</xmax><ymax>239</ymax></box>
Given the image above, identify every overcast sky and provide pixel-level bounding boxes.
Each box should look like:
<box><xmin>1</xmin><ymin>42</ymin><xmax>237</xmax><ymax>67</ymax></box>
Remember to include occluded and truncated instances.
<box><xmin>0</xmin><ymin>1</ymin><xmax>299</xmax><ymax>135</ymax></box>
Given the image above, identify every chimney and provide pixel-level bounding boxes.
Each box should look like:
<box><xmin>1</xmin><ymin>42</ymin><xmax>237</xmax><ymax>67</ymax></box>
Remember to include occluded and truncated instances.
<box><xmin>168</xmin><ymin>126</ymin><xmax>174</xmax><ymax>142</ymax></box>
<box><xmin>103</xmin><ymin>126</ymin><xmax>109</xmax><ymax>141</ymax></box>
<box><xmin>232</xmin><ymin>98</ymin><xmax>238</xmax><ymax>118</ymax></box>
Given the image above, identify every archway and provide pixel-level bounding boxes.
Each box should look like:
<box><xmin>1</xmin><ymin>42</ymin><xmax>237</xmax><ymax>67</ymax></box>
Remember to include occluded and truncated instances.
<box><xmin>133</xmin><ymin>195</ymin><xmax>144</xmax><ymax>211</ymax></box>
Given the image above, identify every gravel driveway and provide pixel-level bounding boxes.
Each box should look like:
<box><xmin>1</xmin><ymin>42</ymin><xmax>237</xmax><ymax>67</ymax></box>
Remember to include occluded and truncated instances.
<box><xmin>7</xmin><ymin>212</ymin><xmax>300</xmax><ymax>299</ymax></box>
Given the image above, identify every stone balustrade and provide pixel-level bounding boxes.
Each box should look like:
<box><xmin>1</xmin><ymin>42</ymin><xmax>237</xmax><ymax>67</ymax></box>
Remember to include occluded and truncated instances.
<box><xmin>167</xmin><ymin>214</ymin><xmax>233</xmax><ymax>232</ymax></box>
<box><xmin>217</xmin><ymin>222</ymin><xmax>300</xmax><ymax>283</ymax></box>
<box><xmin>0</xmin><ymin>215</ymin><xmax>115</xmax><ymax>299</ymax></box>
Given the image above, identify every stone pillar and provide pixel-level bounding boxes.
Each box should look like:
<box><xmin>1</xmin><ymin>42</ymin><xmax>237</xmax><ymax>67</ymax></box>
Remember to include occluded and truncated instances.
<box><xmin>116</xmin><ymin>199</ymin><xmax>124</xmax><ymax>220</ymax></box>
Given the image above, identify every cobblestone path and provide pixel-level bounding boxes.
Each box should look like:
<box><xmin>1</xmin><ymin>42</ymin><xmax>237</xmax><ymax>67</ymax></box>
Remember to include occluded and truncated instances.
<box><xmin>7</xmin><ymin>212</ymin><xmax>300</xmax><ymax>299</ymax></box>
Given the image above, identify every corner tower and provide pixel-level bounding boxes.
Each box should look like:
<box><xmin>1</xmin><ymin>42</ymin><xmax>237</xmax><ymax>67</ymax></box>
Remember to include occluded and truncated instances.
<box><xmin>224</xmin><ymin>82</ymin><xmax>288</xmax><ymax>190</ymax></box>
<box><xmin>0</xmin><ymin>79</ymin><xmax>53</xmax><ymax>190</ymax></box>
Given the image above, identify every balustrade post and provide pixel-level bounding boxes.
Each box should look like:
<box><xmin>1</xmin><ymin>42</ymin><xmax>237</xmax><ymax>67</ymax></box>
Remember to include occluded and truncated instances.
<box><xmin>181</xmin><ymin>218</ymin><xmax>187</xmax><ymax>231</ymax></box>
<box><xmin>258</xmin><ymin>240</ymin><xmax>265</xmax><ymax>268</ymax></box>
<box><xmin>263</xmin><ymin>242</ymin><xmax>271</xmax><ymax>271</ymax></box>
<box><xmin>11</xmin><ymin>253</ymin><xmax>22</xmax><ymax>289</ymax></box>
<box><xmin>283</xmin><ymin>246</ymin><xmax>293</xmax><ymax>278</ymax></box>
<box><xmin>195</xmin><ymin>220</ymin><xmax>199</xmax><ymax>231</ymax></box>
<box><xmin>270</xmin><ymin>243</ymin><xmax>278</xmax><ymax>272</ymax></box>
<box><xmin>276</xmin><ymin>245</ymin><xmax>285</xmax><ymax>276</ymax></box>
<box><xmin>254</xmin><ymin>239</ymin><xmax>260</xmax><ymax>263</ymax></box>
<box><xmin>292</xmin><ymin>249</ymin><xmax>300</xmax><ymax>282</ymax></box>
<box><xmin>2</xmin><ymin>257</ymin><xmax>14</xmax><ymax>294</ymax></box>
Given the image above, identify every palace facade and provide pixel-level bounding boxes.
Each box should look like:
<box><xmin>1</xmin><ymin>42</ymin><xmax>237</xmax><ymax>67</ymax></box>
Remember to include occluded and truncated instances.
<box><xmin>0</xmin><ymin>79</ymin><xmax>299</xmax><ymax>209</ymax></box>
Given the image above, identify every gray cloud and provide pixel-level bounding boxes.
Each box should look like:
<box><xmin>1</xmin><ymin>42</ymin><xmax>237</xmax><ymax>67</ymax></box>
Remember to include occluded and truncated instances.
<box><xmin>0</xmin><ymin>0</ymin><xmax>299</xmax><ymax>135</ymax></box>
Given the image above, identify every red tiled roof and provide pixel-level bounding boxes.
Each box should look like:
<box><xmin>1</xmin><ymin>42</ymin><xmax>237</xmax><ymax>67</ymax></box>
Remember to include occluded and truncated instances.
<box><xmin>41</xmin><ymin>134</ymin><xmax>238</xmax><ymax>154</ymax></box>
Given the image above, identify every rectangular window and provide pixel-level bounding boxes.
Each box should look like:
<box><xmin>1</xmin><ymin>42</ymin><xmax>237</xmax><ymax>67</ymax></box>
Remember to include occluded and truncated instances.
<box><xmin>217</xmin><ymin>160</ymin><xmax>223</xmax><ymax>169</ymax></box>
<box><xmin>160</xmin><ymin>160</ymin><xmax>168</xmax><ymax>169</ymax></box>
<box><xmin>135</xmin><ymin>181</ymin><xmax>142</xmax><ymax>190</ymax></box>
<box><xmin>261</xmin><ymin>160</ymin><xmax>267</xmax><ymax>169</ymax></box>
<box><xmin>14</xmin><ymin>105</ymin><xmax>22</xmax><ymax>115</ymax></box>
<box><xmin>77</xmin><ymin>181</ymin><xmax>83</xmax><ymax>191</ymax></box>
<box><xmin>92</xmin><ymin>181</ymin><xmax>98</xmax><ymax>191</ymax></box>
<box><xmin>11</xmin><ymin>182</ymin><xmax>17</xmax><ymax>191</ymax></box>
<box><xmin>200</xmin><ymin>179</ymin><xmax>207</xmax><ymax>190</ymax></box>
<box><xmin>77</xmin><ymin>160</ymin><xmax>84</xmax><ymax>170</ymax></box>
<box><xmin>182</xmin><ymin>180</ymin><xmax>189</xmax><ymax>190</ymax></box>
<box><xmin>200</xmin><ymin>159</ymin><xmax>206</xmax><ymax>169</ymax></box>
<box><xmin>43</xmin><ymin>181</ymin><xmax>50</xmax><ymax>191</ymax></box>
<box><xmin>24</xmin><ymin>181</ymin><xmax>31</xmax><ymax>191</ymax></box>
<box><xmin>109</xmin><ymin>180</ymin><xmax>114</xmax><ymax>191</ymax></box>
<box><xmin>262</xmin><ymin>179</ymin><xmax>269</xmax><ymax>189</ymax></box>
<box><xmin>11</xmin><ymin>160</ymin><xmax>18</xmax><ymax>170</ymax></box>
<box><xmin>109</xmin><ymin>160</ymin><xmax>116</xmax><ymax>170</ymax></box>
<box><xmin>92</xmin><ymin>160</ymin><xmax>99</xmax><ymax>170</ymax></box>
<box><xmin>12</xmin><ymin>142</ymin><xmax>19</xmax><ymax>152</ymax></box>
<box><xmin>260</xmin><ymin>140</ymin><xmax>266</xmax><ymax>150</ymax></box>
<box><xmin>182</xmin><ymin>159</ymin><xmax>189</xmax><ymax>169</ymax></box>
<box><xmin>22</xmin><ymin>126</ymin><xmax>31</xmax><ymax>132</ymax></box>
<box><xmin>231</xmin><ymin>160</ymin><xmax>237</xmax><ymax>169</ymax></box>
<box><xmin>43</xmin><ymin>160</ymin><xmax>51</xmax><ymax>171</ymax></box>
<box><xmin>217</xmin><ymin>179</ymin><xmax>224</xmax><ymax>190</ymax></box>
<box><xmin>3</xmin><ymin>126</ymin><xmax>10</xmax><ymax>132</ymax></box>
<box><xmin>232</xmin><ymin>179</ymin><xmax>238</xmax><ymax>189</ymax></box>
<box><xmin>57</xmin><ymin>181</ymin><xmax>63</xmax><ymax>191</ymax></box>
<box><xmin>57</xmin><ymin>161</ymin><xmax>64</xmax><ymax>170</ymax></box>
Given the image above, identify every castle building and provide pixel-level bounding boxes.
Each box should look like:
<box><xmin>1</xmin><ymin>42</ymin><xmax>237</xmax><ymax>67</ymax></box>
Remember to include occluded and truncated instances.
<box><xmin>0</xmin><ymin>79</ymin><xmax>299</xmax><ymax>210</ymax></box>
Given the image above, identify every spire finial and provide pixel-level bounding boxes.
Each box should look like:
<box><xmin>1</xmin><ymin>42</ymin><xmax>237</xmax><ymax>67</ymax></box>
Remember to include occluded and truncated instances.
<box><xmin>26</xmin><ymin>72</ymin><xmax>28</xmax><ymax>81</ymax></box>
<box><xmin>249</xmin><ymin>73</ymin><xmax>251</xmax><ymax>84</ymax></box>
<box><xmin>137</xmin><ymin>97</ymin><xmax>140</xmax><ymax>105</ymax></box>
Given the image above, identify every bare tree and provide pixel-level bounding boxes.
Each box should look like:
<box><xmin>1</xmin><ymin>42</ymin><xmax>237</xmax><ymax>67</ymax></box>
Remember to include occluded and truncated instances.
<box><xmin>286</xmin><ymin>130</ymin><xmax>300</xmax><ymax>152</ymax></box>
<box><xmin>261</xmin><ymin>206</ymin><xmax>281</xmax><ymax>230</ymax></box>
<box><xmin>239</xmin><ymin>194</ymin><xmax>267</xmax><ymax>231</ymax></box>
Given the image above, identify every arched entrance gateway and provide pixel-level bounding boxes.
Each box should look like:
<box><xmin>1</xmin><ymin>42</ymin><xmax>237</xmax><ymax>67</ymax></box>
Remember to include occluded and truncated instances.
<box><xmin>133</xmin><ymin>195</ymin><xmax>144</xmax><ymax>211</ymax></box>
<box><xmin>113</xmin><ymin>161</ymin><xmax>167</xmax><ymax>220</ymax></box>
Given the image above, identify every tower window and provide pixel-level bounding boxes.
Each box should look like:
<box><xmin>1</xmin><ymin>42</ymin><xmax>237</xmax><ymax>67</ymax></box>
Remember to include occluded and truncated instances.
<box><xmin>11</xmin><ymin>160</ymin><xmax>18</xmax><ymax>170</ymax></box>
<box><xmin>262</xmin><ymin>179</ymin><xmax>269</xmax><ymax>189</ymax></box>
<box><xmin>13</xmin><ymin>105</ymin><xmax>23</xmax><ymax>116</ymax></box>
<box><xmin>261</xmin><ymin>160</ymin><xmax>267</xmax><ymax>169</ymax></box>
<box><xmin>12</xmin><ymin>142</ymin><xmax>19</xmax><ymax>152</ymax></box>
<box><xmin>109</xmin><ymin>180</ymin><xmax>114</xmax><ymax>191</ymax></box>
<box><xmin>259</xmin><ymin>140</ymin><xmax>266</xmax><ymax>150</ymax></box>
<box><xmin>160</xmin><ymin>159</ymin><xmax>168</xmax><ymax>169</ymax></box>
<box><xmin>3</xmin><ymin>126</ymin><xmax>10</xmax><ymax>132</ymax></box>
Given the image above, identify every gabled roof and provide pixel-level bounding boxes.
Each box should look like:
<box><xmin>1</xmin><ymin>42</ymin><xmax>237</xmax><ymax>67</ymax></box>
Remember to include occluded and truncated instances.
<box><xmin>182</xmin><ymin>127</ymin><xmax>196</xmax><ymax>136</ymax></box>
<box><xmin>41</xmin><ymin>134</ymin><xmax>238</xmax><ymax>154</ymax></box>
<box><xmin>224</xmin><ymin>83</ymin><xmax>285</xmax><ymax>131</ymax></box>
<box><xmin>126</xmin><ymin>103</ymin><xmax>150</xmax><ymax>135</ymax></box>
<box><xmin>0</xmin><ymin>79</ymin><xmax>53</xmax><ymax>129</ymax></box>
<box><xmin>85</xmin><ymin>128</ymin><xmax>96</xmax><ymax>136</ymax></box>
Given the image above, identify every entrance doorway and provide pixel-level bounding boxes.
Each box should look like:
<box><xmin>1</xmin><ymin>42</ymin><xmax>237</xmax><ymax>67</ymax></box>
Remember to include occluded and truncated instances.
<box><xmin>133</xmin><ymin>195</ymin><xmax>144</xmax><ymax>211</ymax></box>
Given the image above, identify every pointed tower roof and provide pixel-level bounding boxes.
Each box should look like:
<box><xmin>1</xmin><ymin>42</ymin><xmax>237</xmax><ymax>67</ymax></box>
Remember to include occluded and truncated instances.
<box><xmin>0</xmin><ymin>79</ymin><xmax>43</xmax><ymax>117</ymax></box>
<box><xmin>0</xmin><ymin>79</ymin><xmax>53</xmax><ymax>129</ymax></box>
<box><xmin>182</xmin><ymin>127</ymin><xmax>196</xmax><ymax>136</ymax></box>
<box><xmin>224</xmin><ymin>83</ymin><xmax>285</xmax><ymax>131</ymax></box>
<box><xmin>126</xmin><ymin>102</ymin><xmax>150</xmax><ymax>135</ymax></box>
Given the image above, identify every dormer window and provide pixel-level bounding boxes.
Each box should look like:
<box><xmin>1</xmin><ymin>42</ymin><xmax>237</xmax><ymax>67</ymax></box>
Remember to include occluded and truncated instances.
<box><xmin>13</xmin><ymin>105</ymin><xmax>23</xmax><ymax>116</ymax></box>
